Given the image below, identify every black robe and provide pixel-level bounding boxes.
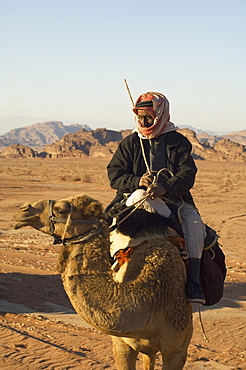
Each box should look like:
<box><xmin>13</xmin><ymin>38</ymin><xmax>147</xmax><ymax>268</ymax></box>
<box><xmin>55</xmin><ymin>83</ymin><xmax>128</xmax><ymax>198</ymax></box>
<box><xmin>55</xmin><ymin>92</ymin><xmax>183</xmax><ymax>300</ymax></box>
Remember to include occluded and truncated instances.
<box><xmin>106</xmin><ymin>130</ymin><xmax>197</xmax><ymax>213</ymax></box>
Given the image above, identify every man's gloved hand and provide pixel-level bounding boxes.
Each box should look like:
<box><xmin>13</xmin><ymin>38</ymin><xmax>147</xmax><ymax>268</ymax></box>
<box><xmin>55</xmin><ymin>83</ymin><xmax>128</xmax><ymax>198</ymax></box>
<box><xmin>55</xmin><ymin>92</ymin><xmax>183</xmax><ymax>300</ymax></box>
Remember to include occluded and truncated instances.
<box><xmin>147</xmin><ymin>183</ymin><xmax>167</xmax><ymax>199</ymax></box>
<box><xmin>139</xmin><ymin>173</ymin><xmax>154</xmax><ymax>188</ymax></box>
<box><xmin>139</xmin><ymin>173</ymin><xmax>168</xmax><ymax>199</ymax></box>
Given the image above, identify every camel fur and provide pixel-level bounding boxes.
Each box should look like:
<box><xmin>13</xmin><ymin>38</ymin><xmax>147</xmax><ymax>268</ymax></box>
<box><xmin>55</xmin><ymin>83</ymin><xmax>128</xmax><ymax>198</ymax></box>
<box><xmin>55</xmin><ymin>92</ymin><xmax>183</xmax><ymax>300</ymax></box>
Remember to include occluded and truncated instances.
<box><xmin>14</xmin><ymin>194</ymin><xmax>193</xmax><ymax>370</ymax></box>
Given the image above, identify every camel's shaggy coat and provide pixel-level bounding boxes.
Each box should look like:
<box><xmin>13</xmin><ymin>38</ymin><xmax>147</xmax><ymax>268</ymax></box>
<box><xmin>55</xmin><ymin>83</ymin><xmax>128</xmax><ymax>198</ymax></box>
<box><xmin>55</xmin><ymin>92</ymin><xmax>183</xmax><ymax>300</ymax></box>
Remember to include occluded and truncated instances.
<box><xmin>14</xmin><ymin>194</ymin><xmax>193</xmax><ymax>370</ymax></box>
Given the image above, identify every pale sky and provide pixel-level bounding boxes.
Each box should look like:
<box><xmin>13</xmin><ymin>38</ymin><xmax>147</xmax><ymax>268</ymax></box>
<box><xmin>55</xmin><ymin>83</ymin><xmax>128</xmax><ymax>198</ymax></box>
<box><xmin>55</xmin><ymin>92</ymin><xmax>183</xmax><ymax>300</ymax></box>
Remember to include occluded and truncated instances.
<box><xmin>1</xmin><ymin>0</ymin><xmax>245</xmax><ymax>135</ymax></box>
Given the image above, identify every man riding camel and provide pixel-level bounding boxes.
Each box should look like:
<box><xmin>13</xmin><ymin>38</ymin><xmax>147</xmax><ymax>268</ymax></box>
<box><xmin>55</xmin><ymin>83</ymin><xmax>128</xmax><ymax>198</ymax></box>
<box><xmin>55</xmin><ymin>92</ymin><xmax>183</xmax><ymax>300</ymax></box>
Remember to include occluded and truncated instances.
<box><xmin>106</xmin><ymin>91</ymin><xmax>217</xmax><ymax>304</ymax></box>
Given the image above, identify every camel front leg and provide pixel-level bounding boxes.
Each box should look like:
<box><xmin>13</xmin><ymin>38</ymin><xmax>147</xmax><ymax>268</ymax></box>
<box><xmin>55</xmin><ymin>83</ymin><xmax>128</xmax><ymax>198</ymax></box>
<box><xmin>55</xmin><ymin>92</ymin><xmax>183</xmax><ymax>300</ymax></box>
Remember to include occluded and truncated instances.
<box><xmin>161</xmin><ymin>348</ymin><xmax>188</xmax><ymax>370</ymax></box>
<box><xmin>112</xmin><ymin>336</ymin><xmax>138</xmax><ymax>370</ymax></box>
<box><xmin>142</xmin><ymin>352</ymin><xmax>156</xmax><ymax>370</ymax></box>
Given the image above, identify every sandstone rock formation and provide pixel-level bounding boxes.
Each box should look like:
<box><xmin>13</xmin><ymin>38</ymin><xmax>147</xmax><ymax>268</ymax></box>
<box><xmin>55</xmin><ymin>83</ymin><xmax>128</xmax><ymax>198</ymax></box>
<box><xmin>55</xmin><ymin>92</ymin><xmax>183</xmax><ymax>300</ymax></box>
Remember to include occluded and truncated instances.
<box><xmin>44</xmin><ymin>128</ymin><xmax>132</xmax><ymax>158</ymax></box>
<box><xmin>0</xmin><ymin>144</ymin><xmax>38</xmax><ymax>158</ymax></box>
<box><xmin>213</xmin><ymin>139</ymin><xmax>246</xmax><ymax>161</ymax></box>
<box><xmin>198</xmin><ymin>130</ymin><xmax>246</xmax><ymax>147</ymax></box>
<box><xmin>1</xmin><ymin>128</ymin><xmax>245</xmax><ymax>162</ymax></box>
<box><xmin>223</xmin><ymin>130</ymin><xmax>246</xmax><ymax>146</ymax></box>
<box><xmin>178</xmin><ymin>129</ymin><xmax>246</xmax><ymax>162</ymax></box>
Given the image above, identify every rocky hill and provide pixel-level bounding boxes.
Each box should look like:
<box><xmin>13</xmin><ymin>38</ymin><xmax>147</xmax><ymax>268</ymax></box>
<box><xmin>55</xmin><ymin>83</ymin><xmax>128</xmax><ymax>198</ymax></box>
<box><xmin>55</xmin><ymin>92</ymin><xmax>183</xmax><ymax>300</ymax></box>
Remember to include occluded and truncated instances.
<box><xmin>0</xmin><ymin>121</ymin><xmax>91</xmax><ymax>147</ymax></box>
<box><xmin>198</xmin><ymin>130</ymin><xmax>246</xmax><ymax>146</ymax></box>
<box><xmin>1</xmin><ymin>127</ymin><xmax>245</xmax><ymax>162</ymax></box>
<box><xmin>223</xmin><ymin>130</ymin><xmax>246</xmax><ymax>145</ymax></box>
<box><xmin>1</xmin><ymin>121</ymin><xmax>245</xmax><ymax>148</ymax></box>
<box><xmin>0</xmin><ymin>144</ymin><xmax>39</xmax><ymax>158</ymax></box>
<box><xmin>44</xmin><ymin>128</ymin><xmax>132</xmax><ymax>158</ymax></box>
<box><xmin>178</xmin><ymin>129</ymin><xmax>246</xmax><ymax>162</ymax></box>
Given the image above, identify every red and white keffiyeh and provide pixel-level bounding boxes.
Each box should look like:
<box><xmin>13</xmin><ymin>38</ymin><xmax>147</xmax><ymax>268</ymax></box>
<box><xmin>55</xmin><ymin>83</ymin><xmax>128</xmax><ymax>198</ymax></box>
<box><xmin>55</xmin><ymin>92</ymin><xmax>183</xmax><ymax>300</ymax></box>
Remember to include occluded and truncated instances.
<box><xmin>132</xmin><ymin>92</ymin><xmax>178</xmax><ymax>139</ymax></box>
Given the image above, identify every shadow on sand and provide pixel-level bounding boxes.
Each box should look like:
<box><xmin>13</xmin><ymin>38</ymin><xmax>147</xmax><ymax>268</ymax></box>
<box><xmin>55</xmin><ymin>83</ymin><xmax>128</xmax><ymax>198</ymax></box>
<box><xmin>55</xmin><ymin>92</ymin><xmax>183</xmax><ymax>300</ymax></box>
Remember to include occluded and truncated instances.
<box><xmin>0</xmin><ymin>272</ymin><xmax>245</xmax><ymax>316</ymax></box>
<box><xmin>191</xmin><ymin>280</ymin><xmax>246</xmax><ymax>314</ymax></box>
<box><xmin>0</xmin><ymin>272</ymin><xmax>74</xmax><ymax>314</ymax></box>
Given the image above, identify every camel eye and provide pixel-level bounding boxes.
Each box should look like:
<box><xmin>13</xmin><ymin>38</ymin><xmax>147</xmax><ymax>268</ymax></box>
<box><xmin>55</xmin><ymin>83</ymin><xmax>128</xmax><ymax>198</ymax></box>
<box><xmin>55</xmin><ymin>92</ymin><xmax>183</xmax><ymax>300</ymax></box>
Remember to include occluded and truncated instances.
<box><xmin>53</xmin><ymin>202</ymin><xmax>71</xmax><ymax>217</ymax></box>
<box><xmin>53</xmin><ymin>208</ymin><xmax>67</xmax><ymax>216</ymax></box>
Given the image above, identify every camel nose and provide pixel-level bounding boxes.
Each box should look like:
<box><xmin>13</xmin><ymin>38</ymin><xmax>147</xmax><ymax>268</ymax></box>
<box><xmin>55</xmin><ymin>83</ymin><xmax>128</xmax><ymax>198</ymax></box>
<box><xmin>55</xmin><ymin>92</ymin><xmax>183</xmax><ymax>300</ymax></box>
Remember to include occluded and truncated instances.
<box><xmin>13</xmin><ymin>203</ymin><xmax>33</xmax><ymax>224</ymax></box>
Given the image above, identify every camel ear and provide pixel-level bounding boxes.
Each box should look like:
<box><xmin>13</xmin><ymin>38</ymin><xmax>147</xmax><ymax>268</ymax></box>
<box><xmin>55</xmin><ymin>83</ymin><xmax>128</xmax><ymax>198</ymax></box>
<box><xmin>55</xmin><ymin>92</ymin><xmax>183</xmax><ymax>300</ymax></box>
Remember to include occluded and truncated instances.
<box><xmin>84</xmin><ymin>201</ymin><xmax>103</xmax><ymax>218</ymax></box>
<box><xmin>17</xmin><ymin>203</ymin><xmax>34</xmax><ymax>213</ymax></box>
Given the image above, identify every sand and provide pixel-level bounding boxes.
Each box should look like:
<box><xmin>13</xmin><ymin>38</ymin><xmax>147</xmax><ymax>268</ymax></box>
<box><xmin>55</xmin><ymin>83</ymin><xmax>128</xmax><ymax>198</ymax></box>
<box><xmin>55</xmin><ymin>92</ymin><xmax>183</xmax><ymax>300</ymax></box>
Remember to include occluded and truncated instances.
<box><xmin>0</xmin><ymin>157</ymin><xmax>245</xmax><ymax>369</ymax></box>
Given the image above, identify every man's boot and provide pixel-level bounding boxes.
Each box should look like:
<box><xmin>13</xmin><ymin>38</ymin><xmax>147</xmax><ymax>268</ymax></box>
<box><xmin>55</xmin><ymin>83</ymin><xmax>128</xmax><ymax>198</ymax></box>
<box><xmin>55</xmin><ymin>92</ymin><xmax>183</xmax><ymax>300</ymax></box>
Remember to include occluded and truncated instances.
<box><xmin>186</xmin><ymin>257</ymin><xmax>205</xmax><ymax>304</ymax></box>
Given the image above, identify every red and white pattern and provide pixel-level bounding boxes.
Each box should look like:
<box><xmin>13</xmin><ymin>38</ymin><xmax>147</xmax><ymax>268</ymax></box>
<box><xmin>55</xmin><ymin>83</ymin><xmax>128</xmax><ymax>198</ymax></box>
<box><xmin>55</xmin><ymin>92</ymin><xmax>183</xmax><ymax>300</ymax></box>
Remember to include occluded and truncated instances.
<box><xmin>132</xmin><ymin>92</ymin><xmax>178</xmax><ymax>139</ymax></box>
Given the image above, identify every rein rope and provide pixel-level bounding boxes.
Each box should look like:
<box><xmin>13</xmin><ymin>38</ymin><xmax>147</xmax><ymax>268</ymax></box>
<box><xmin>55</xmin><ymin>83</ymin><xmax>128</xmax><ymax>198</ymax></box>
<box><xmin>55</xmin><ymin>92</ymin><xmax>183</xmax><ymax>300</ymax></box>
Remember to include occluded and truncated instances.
<box><xmin>109</xmin><ymin>194</ymin><xmax>150</xmax><ymax>231</ymax></box>
<box><xmin>140</xmin><ymin>137</ymin><xmax>187</xmax><ymax>224</ymax></box>
<box><xmin>109</xmin><ymin>166</ymin><xmax>175</xmax><ymax>230</ymax></box>
<box><xmin>110</xmin><ymin>133</ymin><xmax>177</xmax><ymax>229</ymax></box>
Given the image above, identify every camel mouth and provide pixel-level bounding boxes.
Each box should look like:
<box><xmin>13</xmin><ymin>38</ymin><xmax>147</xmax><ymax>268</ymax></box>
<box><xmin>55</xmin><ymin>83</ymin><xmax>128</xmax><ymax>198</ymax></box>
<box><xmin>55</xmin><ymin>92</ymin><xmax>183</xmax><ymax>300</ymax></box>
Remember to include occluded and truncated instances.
<box><xmin>13</xmin><ymin>213</ymin><xmax>35</xmax><ymax>229</ymax></box>
<box><xmin>13</xmin><ymin>206</ymin><xmax>38</xmax><ymax>229</ymax></box>
<box><xmin>14</xmin><ymin>221</ymin><xmax>29</xmax><ymax>229</ymax></box>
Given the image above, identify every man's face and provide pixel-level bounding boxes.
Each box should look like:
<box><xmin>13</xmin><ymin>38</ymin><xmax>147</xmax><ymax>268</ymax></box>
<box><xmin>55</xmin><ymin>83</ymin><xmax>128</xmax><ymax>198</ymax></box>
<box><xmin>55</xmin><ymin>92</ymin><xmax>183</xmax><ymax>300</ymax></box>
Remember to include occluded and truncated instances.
<box><xmin>137</xmin><ymin>110</ymin><xmax>154</xmax><ymax>127</ymax></box>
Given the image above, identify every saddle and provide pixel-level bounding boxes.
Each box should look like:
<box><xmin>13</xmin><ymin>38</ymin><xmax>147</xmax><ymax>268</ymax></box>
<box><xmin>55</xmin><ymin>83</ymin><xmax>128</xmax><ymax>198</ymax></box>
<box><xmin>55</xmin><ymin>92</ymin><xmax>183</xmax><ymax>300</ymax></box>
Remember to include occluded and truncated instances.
<box><xmin>107</xmin><ymin>204</ymin><xmax>226</xmax><ymax>307</ymax></box>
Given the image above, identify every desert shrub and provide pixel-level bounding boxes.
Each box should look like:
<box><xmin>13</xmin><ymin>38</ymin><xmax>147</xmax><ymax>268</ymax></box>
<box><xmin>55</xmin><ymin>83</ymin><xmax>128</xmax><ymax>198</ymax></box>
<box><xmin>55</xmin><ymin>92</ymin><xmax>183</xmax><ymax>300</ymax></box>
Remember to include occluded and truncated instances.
<box><xmin>72</xmin><ymin>175</ymin><xmax>82</xmax><ymax>182</ymax></box>
<box><xmin>81</xmin><ymin>173</ymin><xmax>91</xmax><ymax>182</ymax></box>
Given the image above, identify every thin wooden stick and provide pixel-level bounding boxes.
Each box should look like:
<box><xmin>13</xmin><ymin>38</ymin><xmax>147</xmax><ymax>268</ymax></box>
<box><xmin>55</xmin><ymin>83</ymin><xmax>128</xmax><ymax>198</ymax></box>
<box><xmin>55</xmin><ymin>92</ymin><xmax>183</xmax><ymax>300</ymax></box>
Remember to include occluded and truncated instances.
<box><xmin>124</xmin><ymin>79</ymin><xmax>152</xmax><ymax>174</ymax></box>
<box><xmin>124</xmin><ymin>79</ymin><xmax>134</xmax><ymax>106</ymax></box>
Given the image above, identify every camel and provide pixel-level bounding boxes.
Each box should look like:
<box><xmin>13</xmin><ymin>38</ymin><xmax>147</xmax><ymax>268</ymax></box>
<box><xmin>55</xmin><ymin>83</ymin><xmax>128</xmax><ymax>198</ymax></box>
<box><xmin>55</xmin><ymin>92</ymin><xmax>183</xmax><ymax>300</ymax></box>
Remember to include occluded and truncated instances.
<box><xmin>14</xmin><ymin>194</ymin><xmax>193</xmax><ymax>370</ymax></box>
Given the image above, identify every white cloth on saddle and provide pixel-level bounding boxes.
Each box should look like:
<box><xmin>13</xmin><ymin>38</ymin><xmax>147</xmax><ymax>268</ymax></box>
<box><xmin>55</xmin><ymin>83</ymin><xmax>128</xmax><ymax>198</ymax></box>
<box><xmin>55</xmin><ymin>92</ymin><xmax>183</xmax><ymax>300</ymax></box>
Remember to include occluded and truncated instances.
<box><xmin>125</xmin><ymin>189</ymin><xmax>171</xmax><ymax>217</ymax></box>
<box><xmin>109</xmin><ymin>228</ymin><xmax>173</xmax><ymax>258</ymax></box>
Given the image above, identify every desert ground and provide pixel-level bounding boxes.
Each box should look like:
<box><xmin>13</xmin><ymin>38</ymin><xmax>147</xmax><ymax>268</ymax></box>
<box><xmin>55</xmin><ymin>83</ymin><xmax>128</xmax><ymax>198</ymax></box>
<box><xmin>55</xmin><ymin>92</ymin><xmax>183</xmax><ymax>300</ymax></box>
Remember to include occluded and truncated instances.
<box><xmin>0</xmin><ymin>157</ymin><xmax>245</xmax><ymax>370</ymax></box>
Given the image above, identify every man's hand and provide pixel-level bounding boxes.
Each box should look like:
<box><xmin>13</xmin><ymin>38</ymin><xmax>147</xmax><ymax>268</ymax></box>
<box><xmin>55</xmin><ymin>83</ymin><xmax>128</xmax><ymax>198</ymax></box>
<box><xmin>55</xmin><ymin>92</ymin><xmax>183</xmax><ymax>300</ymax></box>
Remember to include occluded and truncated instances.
<box><xmin>139</xmin><ymin>173</ymin><xmax>154</xmax><ymax>188</ymax></box>
<box><xmin>147</xmin><ymin>183</ymin><xmax>167</xmax><ymax>199</ymax></box>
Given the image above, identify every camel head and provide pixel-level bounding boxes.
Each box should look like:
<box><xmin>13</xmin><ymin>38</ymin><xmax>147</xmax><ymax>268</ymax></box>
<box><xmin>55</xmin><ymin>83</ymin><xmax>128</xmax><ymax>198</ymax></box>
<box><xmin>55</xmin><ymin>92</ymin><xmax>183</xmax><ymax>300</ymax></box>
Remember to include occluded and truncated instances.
<box><xmin>14</xmin><ymin>194</ymin><xmax>106</xmax><ymax>244</ymax></box>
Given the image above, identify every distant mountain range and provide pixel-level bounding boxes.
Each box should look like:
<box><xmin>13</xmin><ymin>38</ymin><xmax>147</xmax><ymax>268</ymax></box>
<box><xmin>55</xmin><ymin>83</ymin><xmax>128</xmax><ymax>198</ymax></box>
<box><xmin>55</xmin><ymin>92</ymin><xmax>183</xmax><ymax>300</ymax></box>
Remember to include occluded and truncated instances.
<box><xmin>0</xmin><ymin>121</ymin><xmax>245</xmax><ymax>148</ymax></box>
<box><xmin>0</xmin><ymin>121</ymin><xmax>92</xmax><ymax>147</ymax></box>
<box><xmin>179</xmin><ymin>125</ymin><xmax>246</xmax><ymax>145</ymax></box>
<box><xmin>178</xmin><ymin>125</ymin><xmax>218</xmax><ymax>136</ymax></box>
<box><xmin>1</xmin><ymin>126</ymin><xmax>245</xmax><ymax>162</ymax></box>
